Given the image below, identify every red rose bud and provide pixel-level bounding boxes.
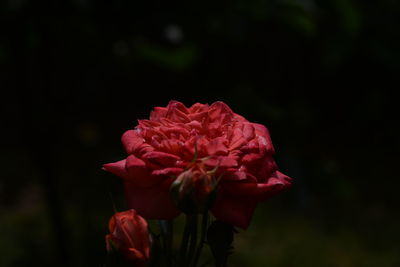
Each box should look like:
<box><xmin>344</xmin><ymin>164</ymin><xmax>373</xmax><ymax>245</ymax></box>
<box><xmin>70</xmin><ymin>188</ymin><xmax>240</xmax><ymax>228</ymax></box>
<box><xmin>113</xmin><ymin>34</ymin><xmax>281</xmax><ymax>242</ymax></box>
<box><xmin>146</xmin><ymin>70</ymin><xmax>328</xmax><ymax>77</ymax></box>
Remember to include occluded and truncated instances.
<box><xmin>106</xmin><ymin>209</ymin><xmax>151</xmax><ymax>266</ymax></box>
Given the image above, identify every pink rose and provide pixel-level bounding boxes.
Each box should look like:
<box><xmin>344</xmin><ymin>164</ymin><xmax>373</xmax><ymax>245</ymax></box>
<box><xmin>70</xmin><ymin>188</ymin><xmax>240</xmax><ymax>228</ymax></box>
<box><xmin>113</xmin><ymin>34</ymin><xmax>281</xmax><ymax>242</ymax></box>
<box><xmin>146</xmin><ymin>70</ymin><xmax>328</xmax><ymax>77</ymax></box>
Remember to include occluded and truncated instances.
<box><xmin>106</xmin><ymin>209</ymin><xmax>151</xmax><ymax>266</ymax></box>
<box><xmin>103</xmin><ymin>101</ymin><xmax>292</xmax><ymax>229</ymax></box>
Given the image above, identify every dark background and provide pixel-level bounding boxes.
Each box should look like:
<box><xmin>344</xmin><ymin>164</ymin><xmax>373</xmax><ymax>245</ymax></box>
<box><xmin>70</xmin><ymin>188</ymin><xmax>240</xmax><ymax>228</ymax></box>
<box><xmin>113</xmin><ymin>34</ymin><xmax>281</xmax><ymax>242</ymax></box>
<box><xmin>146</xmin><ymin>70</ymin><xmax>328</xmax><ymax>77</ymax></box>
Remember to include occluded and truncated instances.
<box><xmin>1</xmin><ymin>0</ymin><xmax>399</xmax><ymax>266</ymax></box>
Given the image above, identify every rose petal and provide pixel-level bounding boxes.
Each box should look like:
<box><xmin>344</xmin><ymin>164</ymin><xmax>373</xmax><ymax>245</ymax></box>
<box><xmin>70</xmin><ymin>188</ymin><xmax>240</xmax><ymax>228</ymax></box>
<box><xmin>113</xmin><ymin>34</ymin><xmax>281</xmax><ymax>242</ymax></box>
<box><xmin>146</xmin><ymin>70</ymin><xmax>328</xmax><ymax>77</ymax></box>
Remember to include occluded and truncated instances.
<box><xmin>103</xmin><ymin>160</ymin><xmax>128</xmax><ymax>179</ymax></box>
<box><xmin>255</xmin><ymin>156</ymin><xmax>278</xmax><ymax>182</ymax></box>
<box><xmin>222</xmin><ymin>170</ymin><xmax>247</xmax><ymax>181</ymax></box>
<box><xmin>127</xmin><ymin>248</ymin><xmax>146</xmax><ymax>261</ymax></box>
<box><xmin>188</xmin><ymin>111</ymin><xmax>208</xmax><ymax>122</ymax></box>
<box><xmin>207</xmin><ymin>137</ymin><xmax>229</xmax><ymax>155</ymax></box>
<box><xmin>124</xmin><ymin>178</ymin><xmax>181</xmax><ymax>220</ymax></box>
<box><xmin>208</xmin><ymin>102</ymin><xmax>234</xmax><ymax>123</ymax></box>
<box><xmin>122</xmin><ymin>129</ymin><xmax>154</xmax><ymax>155</ymax></box>
<box><xmin>242</xmin><ymin>153</ymin><xmax>263</xmax><ymax>165</ymax></box>
<box><xmin>142</xmin><ymin>151</ymin><xmax>180</xmax><ymax>167</ymax></box>
<box><xmin>152</xmin><ymin>167</ymin><xmax>184</xmax><ymax>177</ymax></box>
<box><xmin>218</xmin><ymin>180</ymin><xmax>258</xmax><ymax>196</ymax></box>
<box><xmin>257</xmin><ymin>171</ymin><xmax>292</xmax><ymax>201</ymax></box>
<box><xmin>242</xmin><ymin>123</ymin><xmax>255</xmax><ymax>140</ymax></box>
<box><xmin>229</xmin><ymin>127</ymin><xmax>246</xmax><ymax>150</ymax></box>
<box><xmin>160</xmin><ymin>126</ymin><xmax>189</xmax><ymax>137</ymax></box>
<box><xmin>222</xmin><ymin>170</ymin><xmax>258</xmax><ymax>183</ymax></box>
<box><xmin>220</xmin><ymin>157</ymin><xmax>238</xmax><ymax>168</ymax></box>
<box><xmin>167</xmin><ymin>100</ymin><xmax>189</xmax><ymax>112</ymax></box>
<box><xmin>126</xmin><ymin>155</ymin><xmax>162</xmax><ymax>187</ymax></box>
<box><xmin>166</xmin><ymin>101</ymin><xmax>190</xmax><ymax>122</ymax></box>
<box><xmin>150</xmin><ymin>107</ymin><xmax>168</xmax><ymax>121</ymax></box>
<box><xmin>240</xmin><ymin>139</ymin><xmax>260</xmax><ymax>153</ymax></box>
<box><xmin>211</xmin><ymin>193</ymin><xmax>257</xmax><ymax>229</ymax></box>
<box><xmin>126</xmin><ymin>155</ymin><xmax>146</xmax><ymax>172</ymax></box>
<box><xmin>122</xmin><ymin>130</ymin><xmax>141</xmax><ymax>154</ymax></box>
<box><xmin>252</xmin><ymin>123</ymin><xmax>275</xmax><ymax>154</ymax></box>
<box><xmin>138</xmin><ymin>119</ymin><xmax>161</xmax><ymax>128</ymax></box>
<box><xmin>126</xmin><ymin>211</ymin><xmax>151</xmax><ymax>258</ymax></box>
<box><xmin>204</xmin><ymin>156</ymin><xmax>238</xmax><ymax>169</ymax></box>
<box><xmin>189</xmin><ymin>102</ymin><xmax>209</xmax><ymax>113</ymax></box>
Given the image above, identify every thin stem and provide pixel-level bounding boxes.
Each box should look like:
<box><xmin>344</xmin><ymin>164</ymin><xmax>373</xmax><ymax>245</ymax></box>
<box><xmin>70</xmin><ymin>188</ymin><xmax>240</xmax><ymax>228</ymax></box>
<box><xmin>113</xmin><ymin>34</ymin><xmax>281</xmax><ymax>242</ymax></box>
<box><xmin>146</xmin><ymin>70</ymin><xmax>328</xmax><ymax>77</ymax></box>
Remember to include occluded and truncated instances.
<box><xmin>192</xmin><ymin>211</ymin><xmax>209</xmax><ymax>267</ymax></box>
<box><xmin>179</xmin><ymin>215</ymin><xmax>193</xmax><ymax>267</ymax></box>
<box><xmin>166</xmin><ymin>221</ymin><xmax>173</xmax><ymax>267</ymax></box>
<box><xmin>158</xmin><ymin>220</ymin><xmax>174</xmax><ymax>267</ymax></box>
<box><xmin>187</xmin><ymin>215</ymin><xmax>198</xmax><ymax>266</ymax></box>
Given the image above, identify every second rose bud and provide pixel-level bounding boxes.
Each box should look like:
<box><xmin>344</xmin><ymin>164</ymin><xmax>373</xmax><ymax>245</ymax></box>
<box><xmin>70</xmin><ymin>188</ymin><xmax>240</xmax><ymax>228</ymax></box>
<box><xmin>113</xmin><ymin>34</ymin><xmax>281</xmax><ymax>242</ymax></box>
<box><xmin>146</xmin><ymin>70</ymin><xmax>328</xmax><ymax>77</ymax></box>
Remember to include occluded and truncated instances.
<box><xmin>170</xmin><ymin>160</ymin><xmax>218</xmax><ymax>214</ymax></box>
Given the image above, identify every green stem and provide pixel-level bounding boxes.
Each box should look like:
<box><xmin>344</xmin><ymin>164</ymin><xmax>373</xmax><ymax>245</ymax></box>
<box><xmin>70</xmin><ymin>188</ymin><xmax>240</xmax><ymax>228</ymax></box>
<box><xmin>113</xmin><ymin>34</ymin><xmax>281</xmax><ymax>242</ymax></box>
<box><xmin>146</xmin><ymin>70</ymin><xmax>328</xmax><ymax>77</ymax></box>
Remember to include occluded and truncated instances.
<box><xmin>192</xmin><ymin>211</ymin><xmax>209</xmax><ymax>267</ymax></box>
<box><xmin>187</xmin><ymin>215</ymin><xmax>198</xmax><ymax>266</ymax></box>
<box><xmin>179</xmin><ymin>215</ymin><xmax>193</xmax><ymax>267</ymax></box>
<box><xmin>158</xmin><ymin>220</ymin><xmax>174</xmax><ymax>267</ymax></box>
<box><xmin>166</xmin><ymin>221</ymin><xmax>173</xmax><ymax>267</ymax></box>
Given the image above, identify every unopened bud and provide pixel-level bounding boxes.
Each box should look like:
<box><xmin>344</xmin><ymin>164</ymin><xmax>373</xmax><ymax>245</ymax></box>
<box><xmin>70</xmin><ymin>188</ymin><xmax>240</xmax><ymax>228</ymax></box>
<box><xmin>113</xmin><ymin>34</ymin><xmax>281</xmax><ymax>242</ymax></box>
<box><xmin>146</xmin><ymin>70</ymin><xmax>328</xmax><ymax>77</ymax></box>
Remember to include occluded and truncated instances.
<box><xmin>170</xmin><ymin>167</ymin><xmax>216</xmax><ymax>214</ymax></box>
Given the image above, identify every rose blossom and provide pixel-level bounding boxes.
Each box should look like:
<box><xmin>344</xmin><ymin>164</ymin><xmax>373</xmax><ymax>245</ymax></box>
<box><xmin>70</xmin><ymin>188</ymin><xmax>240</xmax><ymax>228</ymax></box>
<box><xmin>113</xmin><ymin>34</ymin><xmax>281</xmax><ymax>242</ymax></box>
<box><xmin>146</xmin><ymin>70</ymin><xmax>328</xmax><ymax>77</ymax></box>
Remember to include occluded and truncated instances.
<box><xmin>106</xmin><ymin>209</ymin><xmax>151</xmax><ymax>266</ymax></box>
<box><xmin>103</xmin><ymin>101</ymin><xmax>292</xmax><ymax>229</ymax></box>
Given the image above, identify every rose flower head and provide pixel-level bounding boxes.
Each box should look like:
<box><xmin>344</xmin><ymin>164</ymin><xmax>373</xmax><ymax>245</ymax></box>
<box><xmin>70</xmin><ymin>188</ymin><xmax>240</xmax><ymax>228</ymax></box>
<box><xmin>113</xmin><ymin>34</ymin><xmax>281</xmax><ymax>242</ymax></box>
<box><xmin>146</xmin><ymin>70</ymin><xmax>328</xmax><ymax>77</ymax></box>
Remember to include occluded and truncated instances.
<box><xmin>103</xmin><ymin>101</ymin><xmax>292</xmax><ymax>229</ymax></box>
<box><xmin>106</xmin><ymin>209</ymin><xmax>151</xmax><ymax>266</ymax></box>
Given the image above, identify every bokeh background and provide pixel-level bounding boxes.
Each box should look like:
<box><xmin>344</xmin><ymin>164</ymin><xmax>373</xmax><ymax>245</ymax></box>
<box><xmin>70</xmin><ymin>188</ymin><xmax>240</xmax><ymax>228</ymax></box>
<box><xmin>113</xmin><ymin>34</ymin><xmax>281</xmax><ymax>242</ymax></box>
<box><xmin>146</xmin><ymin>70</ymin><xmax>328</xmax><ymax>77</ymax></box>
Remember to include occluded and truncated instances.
<box><xmin>1</xmin><ymin>0</ymin><xmax>399</xmax><ymax>266</ymax></box>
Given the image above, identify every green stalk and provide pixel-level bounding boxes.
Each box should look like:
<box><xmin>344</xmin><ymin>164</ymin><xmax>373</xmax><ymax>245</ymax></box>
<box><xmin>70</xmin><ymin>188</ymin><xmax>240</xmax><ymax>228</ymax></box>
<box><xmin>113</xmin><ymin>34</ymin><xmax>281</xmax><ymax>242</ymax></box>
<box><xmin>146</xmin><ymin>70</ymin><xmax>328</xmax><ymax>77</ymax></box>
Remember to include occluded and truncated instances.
<box><xmin>158</xmin><ymin>220</ymin><xmax>174</xmax><ymax>267</ymax></box>
<box><xmin>179</xmin><ymin>215</ymin><xmax>193</xmax><ymax>267</ymax></box>
<box><xmin>191</xmin><ymin>211</ymin><xmax>209</xmax><ymax>267</ymax></box>
<box><xmin>187</xmin><ymin>215</ymin><xmax>198</xmax><ymax>266</ymax></box>
<box><xmin>166</xmin><ymin>221</ymin><xmax>173</xmax><ymax>267</ymax></box>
